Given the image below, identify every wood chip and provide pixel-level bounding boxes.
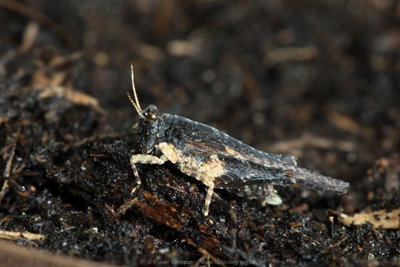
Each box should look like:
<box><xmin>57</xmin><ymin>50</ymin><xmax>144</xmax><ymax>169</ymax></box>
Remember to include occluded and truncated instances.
<box><xmin>38</xmin><ymin>86</ymin><xmax>107</xmax><ymax>114</ymax></box>
<box><xmin>0</xmin><ymin>230</ymin><xmax>46</xmax><ymax>241</ymax></box>
<box><xmin>339</xmin><ymin>208</ymin><xmax>400</xmax><ymax>229</ymax></box>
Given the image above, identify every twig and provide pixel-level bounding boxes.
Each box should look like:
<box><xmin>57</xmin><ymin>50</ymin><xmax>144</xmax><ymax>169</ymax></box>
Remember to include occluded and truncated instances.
<box><xmin>0</xmin><ymin>230</ymin><xmax>46</xmax><ymax>241</ymax></box>
<box><xmin>0</xmin><ymin>0</ymin><xmax>75</xmax><ymax>47</ymax></box>
<box><xmin>0</xmin><ymin>126</ymin><xmax>22</xmax><ymax>203</ymax></box>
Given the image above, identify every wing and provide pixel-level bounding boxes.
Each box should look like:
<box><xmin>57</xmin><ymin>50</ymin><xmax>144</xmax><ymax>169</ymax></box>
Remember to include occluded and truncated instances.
<box><xmin>214</xmin><ymin>156</ymin><xmax>295</xmax><ymax>187</ymax></box>
<box><xmin>162</xmin><ymin>113</ymin><xmax>298</xmax><ymax>167</ymax></box>
<box><xmin>182</xmin><ymin>134</ymin><xmax>226</xmax><ymax>157</ymax></box>
<box><xmin>182</xmin><ymin>134</ymin><xmax>297</xmax><ymax>166</ymax></box>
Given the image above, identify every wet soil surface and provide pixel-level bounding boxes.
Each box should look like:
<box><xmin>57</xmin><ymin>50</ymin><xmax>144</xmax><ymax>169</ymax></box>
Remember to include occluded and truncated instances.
<box><xmin>1</xmin><ymin>1</ymin><xmax>400</xmax><ymax>266</ymax></box>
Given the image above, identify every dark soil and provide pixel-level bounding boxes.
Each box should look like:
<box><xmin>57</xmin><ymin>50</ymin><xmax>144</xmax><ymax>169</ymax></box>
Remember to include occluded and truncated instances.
<box><xmin>1</xmin><ymin>1</ymin><xmax>400</xmax><ymax>266</ymax></box>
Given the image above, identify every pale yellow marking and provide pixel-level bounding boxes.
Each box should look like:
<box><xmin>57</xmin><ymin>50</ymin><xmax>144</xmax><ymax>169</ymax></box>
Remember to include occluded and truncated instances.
<box><xmin>224</xmin><ymin>146</ymin><xmax>246</xmax><ymax>159</ymax></box>
<box><xmin>157</xmin><ymin>142</ymin><xmax>178</xmax><ymax>163</ymax></box>
<box><xmin>158</xmin><ymin>142</ymin><xmax>226</xmax><ymax>215</ymax></box>
<box><xmin>175</xmin><ymin>149</ymin><xmax>225</xmax><ymax>216</ymax></box>
<box><xmin>157</xmin><ymin>142</ymin><xmax>227</xmax><ymax>216</ymax></box>
<box><xmin>158</xmin><ymin>141</ymin><xmax>225</xmax><ymax>185</ymax></box>
<box><xmin>224</xmin><ymin>146</ymin><xmax>291</xmax><ymax>169</ymax></box>
<box><xmin>177</xmin><ymin>152</ymin><xmax>225</xmax><ymax>187</ymax></box>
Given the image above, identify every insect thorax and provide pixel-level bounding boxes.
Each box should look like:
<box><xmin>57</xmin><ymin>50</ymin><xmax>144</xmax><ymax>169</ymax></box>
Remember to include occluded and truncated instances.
<box><xmin>136</xmin><ymin>117</ymin><xmax>162</xmax><ymax>155</ymax></box>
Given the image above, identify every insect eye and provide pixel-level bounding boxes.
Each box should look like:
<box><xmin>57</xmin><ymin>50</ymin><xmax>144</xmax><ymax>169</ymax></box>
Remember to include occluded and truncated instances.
<box><xmin>147</xmin><ymin>111</ymin><xmax>158</xmax><ymax>123</ymax></box>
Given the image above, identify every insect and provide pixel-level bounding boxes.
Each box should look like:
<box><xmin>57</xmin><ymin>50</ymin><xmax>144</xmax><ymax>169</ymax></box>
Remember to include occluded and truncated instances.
<box><xmin>127</xmin><ymin>63</ymin><xmax>350</xmax><ymax>216</ymax></box>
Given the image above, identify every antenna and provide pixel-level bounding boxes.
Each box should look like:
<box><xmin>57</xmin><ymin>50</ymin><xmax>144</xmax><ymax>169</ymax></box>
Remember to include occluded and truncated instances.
<box><xmin>127</xmin><ymin>61</ymin><xmax>143</xmax><ymax>117</ymax></box>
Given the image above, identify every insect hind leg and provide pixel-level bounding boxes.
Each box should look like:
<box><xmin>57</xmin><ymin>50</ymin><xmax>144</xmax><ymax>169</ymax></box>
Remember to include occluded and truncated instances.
<box><xmin>260</xmin><ymin>185</ymin><xmax>283</xmax><ymax>206</ymax></box>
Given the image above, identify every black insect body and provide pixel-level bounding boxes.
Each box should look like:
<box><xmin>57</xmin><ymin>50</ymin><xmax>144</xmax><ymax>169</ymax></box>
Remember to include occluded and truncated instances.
<box><xmin>127</xmin><ymin>64</ymin><xmax>350</xmax><ymax>216</ymax></box>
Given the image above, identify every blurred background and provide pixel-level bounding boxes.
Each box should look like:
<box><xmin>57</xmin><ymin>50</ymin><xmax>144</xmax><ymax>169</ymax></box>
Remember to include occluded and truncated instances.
<box><xmin>1</xmin><ymin>0</ymin><xmax>400</xmax><ymax>184</ymax></box>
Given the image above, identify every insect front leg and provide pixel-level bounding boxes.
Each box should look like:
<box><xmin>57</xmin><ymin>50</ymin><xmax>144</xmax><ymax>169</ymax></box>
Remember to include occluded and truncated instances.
<box><xmin>130</xmin><ymin>154</ymin><xmax>168</xmax><ymax>191</ymax></box>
